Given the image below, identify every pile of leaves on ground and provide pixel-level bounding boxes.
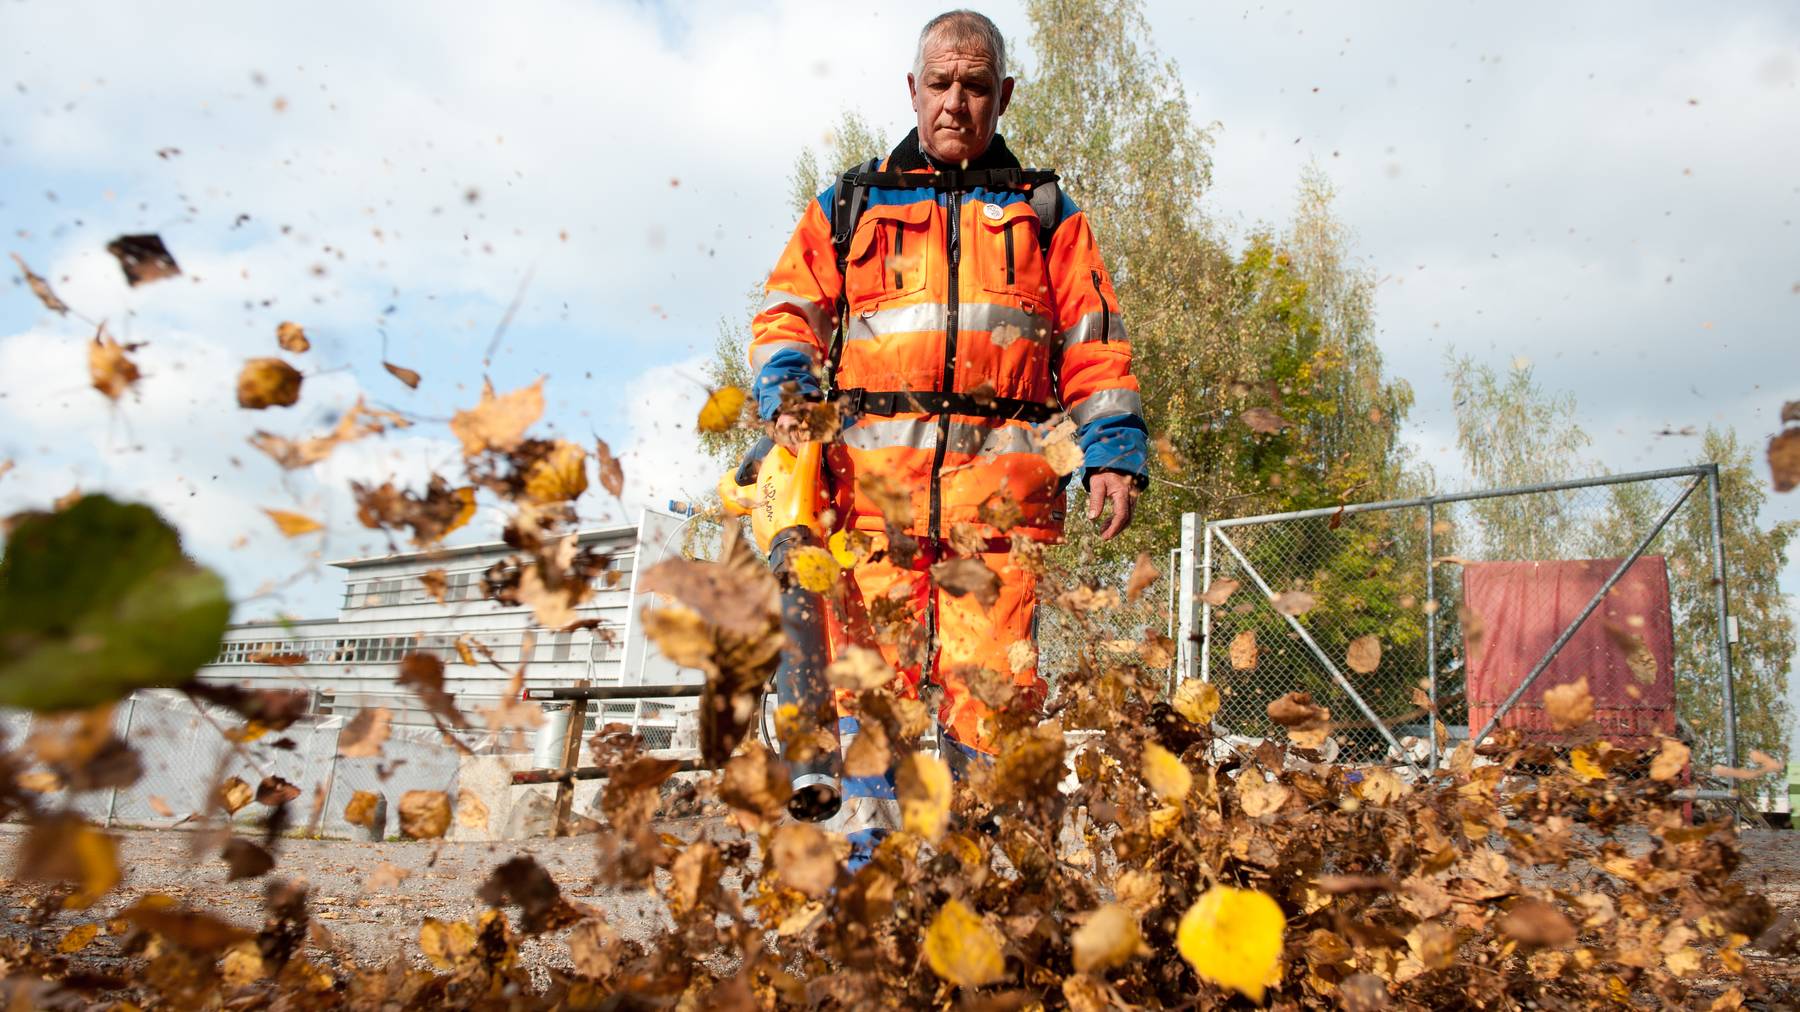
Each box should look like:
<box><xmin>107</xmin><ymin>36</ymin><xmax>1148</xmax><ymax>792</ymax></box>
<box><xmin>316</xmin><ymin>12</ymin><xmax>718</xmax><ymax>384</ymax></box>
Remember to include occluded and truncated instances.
<box><xmin>2</xmin><ymin>244</ymin><xmax>1796</xmax><ymax>1008</ymax></box>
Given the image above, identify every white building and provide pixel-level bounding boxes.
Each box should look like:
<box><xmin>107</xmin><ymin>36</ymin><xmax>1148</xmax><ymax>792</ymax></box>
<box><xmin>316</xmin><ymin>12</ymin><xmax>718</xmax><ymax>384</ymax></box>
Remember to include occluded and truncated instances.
<box><xmin>199</xmin><ymin>507</ymin><xmax>704</xmax><ymax>750</ymax></box>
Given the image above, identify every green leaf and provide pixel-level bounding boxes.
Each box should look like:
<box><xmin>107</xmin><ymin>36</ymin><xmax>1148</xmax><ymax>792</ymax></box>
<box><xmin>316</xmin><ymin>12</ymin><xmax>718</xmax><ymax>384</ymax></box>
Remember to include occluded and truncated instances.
<box><xmin>0</xmin><ymin>495</ymin><xmax>229</xmax><ymax>711</ymax></box>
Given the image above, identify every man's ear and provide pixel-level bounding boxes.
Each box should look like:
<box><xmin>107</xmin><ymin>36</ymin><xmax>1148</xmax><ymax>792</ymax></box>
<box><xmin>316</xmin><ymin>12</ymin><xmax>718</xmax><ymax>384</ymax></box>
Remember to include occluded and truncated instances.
<box><xmin>997</xmin><ymin>76</ymin><xmax>1015</xmax><ymax>117</ymax></box>
<box><xmin>907</xmin><ymin>72</ymin><xmax>920</xmax><ymax>112</ymax></box>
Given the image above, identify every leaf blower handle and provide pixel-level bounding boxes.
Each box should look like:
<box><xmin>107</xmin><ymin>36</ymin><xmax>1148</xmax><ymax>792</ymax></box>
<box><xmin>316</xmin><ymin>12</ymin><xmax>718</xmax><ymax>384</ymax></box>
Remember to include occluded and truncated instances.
<box><xmin>767</xmin><ymin>523</ymin><xmax>843</xmax><ymax>822</ymax></box>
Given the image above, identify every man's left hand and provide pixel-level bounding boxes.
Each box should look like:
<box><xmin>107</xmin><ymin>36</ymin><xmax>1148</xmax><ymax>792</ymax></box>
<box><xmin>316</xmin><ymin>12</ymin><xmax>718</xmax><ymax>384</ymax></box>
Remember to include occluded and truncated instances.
<box><xmin>1086</xmin><ymin>471</ymin><xmax>1139</xmax><ymax>541</ymax></box>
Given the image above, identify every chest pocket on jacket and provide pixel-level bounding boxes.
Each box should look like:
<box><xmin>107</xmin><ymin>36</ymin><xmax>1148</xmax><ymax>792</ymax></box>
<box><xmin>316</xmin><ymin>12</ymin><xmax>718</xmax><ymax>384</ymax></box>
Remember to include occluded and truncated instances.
<box><xmin>975</xmin><ymin>201</ymin><xmax>1050</xmax><ymax>308</ymax></box>
<box><xmin>845</xmin><ymin>201</ymin><xmax>933</xmax><ymax>310</ymax></box>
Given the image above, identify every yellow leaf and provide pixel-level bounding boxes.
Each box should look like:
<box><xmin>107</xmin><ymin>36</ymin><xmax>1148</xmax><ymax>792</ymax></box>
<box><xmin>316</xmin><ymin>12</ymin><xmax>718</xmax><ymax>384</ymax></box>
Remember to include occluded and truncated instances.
<box><xmin>697</xmin><ymin>386</ymin><xmax>746</xmax><ymax>433</ymax></box>
<box><xmin>58</xmin><ymin>922</ymin><xmax>99</xmax><ymax>954</ymax></box>
<box><xmin>522</xmin><ymin>440</ymin><xmax>588</xmax><ymax>504</ymax></box>
<box><xmin>787</xmin><ymin>545</ymin><xmax>842</xmax><ymax>594</ymax></box>
<box><xmin>1141</xmin><ymin>743</ymin><xmax>1193</xmax><ymax>804</ymax></box>
<box><xmin>827</xmin><ymin>528</ymin><xmax>874</xmax><ymax>567</ymax></box>
<box><xmin>1071</xmin><ymin>903</ymin><xmax>1144</xmax><ymax>973</ymax></box>
<box><xmin>1172</xmin><ymin>679</ymin><xmax>1220</xmax><ymax>725</ymax></box>
<box><xmin>263</xmin><ymin>508</ymin><xmax>323</xmax><ymax>537</ymax></box>
<box><xmin>343</xmin><ymin>790</ymin><xmax>381</xmax><ymax>828</ymax></box>
<box><xmin>898</xmin><ymin>752</ymin><xmax>952</xmax><ymax>844</ymax></box>
<box><xmin>1177</xmin><ymin>886</ymin><xmax>1285</xmax><ymax>1002</ymax></box>
<box><xmin>420</xmin><ymin>917</ymin><xmax>477</xmax><ymax>970</ymax></box>
<box><xmin>1570</xmin><ymin>746</ymin><xmax>1606</xmax><ymax>782</ymax></box>
<box><xmin>924</xmin><ymin>898</ymin><xmax>1006</xmax><ymax>987</ymax></box>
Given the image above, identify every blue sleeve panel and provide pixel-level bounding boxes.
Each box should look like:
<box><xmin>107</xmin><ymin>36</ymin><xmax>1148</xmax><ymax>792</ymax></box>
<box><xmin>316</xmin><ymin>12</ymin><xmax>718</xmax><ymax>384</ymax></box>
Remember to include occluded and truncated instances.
<box><xmin>1078</xmin><ymin>412</ymin><xmax>1150</xmax><ymax>488</ymax></box>
<box><xmin>753</xmin><ymin>346</ymin><xmax>823</xmax><ymax>420</ymax></box>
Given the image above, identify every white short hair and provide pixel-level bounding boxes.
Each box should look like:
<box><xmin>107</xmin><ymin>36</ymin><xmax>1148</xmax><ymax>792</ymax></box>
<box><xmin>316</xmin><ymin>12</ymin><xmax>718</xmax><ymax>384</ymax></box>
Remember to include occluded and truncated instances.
<box><xmin>913</xmin><ymin>10</ymin><xmax>1007</xmax><ymax>81</ymax></box>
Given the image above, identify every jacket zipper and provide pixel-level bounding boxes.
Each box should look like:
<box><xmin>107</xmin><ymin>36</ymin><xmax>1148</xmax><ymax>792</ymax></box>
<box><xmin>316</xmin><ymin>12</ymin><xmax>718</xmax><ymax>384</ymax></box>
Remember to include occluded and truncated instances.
<box><xmin>1003</xmin><ymin>221</ymin><xmax>1015</xmax><ymax>286</ymax></box>
<box><xmin>1090</xmin><ymin>269</ymin><xmax>1111</xmax><ymax>343</ymax></box>
<box><xmin>891</xmin><ymin>221</ymin><xmax>904</xmax><ymax>289</ymax></box>
<box><xmin>929</xmin><ymin>190</ymin><xmax>962</xmax><ymax>542</ymax></box>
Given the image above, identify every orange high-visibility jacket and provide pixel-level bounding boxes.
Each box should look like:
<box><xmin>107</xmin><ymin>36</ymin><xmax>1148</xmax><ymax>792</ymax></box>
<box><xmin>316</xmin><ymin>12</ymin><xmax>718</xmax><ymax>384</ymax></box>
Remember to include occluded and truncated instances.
<box><xmin>749</xmin><ymin>130</ymin><xmax>1147</xmax><ymax>542</ymax></box>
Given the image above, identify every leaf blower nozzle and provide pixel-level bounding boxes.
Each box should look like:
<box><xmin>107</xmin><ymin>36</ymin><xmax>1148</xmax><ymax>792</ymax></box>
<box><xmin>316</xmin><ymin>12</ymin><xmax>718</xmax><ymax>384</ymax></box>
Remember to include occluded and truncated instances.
<box><xmin>719</xmin><ymin>435</ymin><xmax>843</xmax><ymax>823</ymax></box>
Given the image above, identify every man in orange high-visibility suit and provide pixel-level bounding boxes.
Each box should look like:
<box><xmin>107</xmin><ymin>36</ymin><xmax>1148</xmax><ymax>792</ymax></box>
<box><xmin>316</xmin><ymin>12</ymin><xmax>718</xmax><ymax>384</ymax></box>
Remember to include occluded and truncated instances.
<box><xmin>748</xmin><ymin>10</ymin><xmax>1147</xmax><ymax>856</ymax></box>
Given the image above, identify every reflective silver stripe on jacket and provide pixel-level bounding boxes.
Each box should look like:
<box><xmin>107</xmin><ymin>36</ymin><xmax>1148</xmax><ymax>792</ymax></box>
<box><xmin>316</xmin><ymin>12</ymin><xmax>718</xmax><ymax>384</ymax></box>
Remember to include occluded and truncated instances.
<box><xmin>1057</xmin><ymin>309</ymin><xmax>1128</xmax><ymax>351</ymax></box>
<box><xmin>759</xmin><ymin>289</ymin><xmax>833</xmax><ymax>345</ymax></box>
<box><xmin>749</xmin><ymin>338</ymin><xmax>820</xmax><ymax>374</ymax></box>
<box><xmin>1069</xmin><ymin>387</ymin><xmax>1144</xmax><ymax>427</ymax></box>
<box><xmin>846</xmin><ymin>302</ymin><xmax>1051</xmax><ymax>344</ymax></box>
<box><xmin>841</xmin><ymin>418</ymin><xmax>1042</xmax><ymax>458</ymax></box>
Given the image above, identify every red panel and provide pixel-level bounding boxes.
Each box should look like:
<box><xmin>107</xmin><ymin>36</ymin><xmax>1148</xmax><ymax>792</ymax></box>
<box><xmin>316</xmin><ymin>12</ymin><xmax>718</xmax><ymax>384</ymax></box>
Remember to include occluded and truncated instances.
<box><xmin>1463</xmin><ymin>557</ymin><xmax>1676</xmax><ymax>745</ymax></box>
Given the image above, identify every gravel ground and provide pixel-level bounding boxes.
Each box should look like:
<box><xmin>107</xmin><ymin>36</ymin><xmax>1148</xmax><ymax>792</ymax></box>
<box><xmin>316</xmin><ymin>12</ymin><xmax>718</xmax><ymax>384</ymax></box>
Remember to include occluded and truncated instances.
<box><xmin>0</xmin><ymin>821</ymin><xmax>1795</xmax><ymax>989</ymax></box>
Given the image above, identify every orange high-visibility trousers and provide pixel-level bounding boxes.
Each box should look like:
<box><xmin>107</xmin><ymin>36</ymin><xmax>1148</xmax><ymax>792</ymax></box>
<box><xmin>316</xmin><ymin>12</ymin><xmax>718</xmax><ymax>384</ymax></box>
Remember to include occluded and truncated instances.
<box><xmin>829</xmin><ymin>533</ymin><xmax>1047</xmax><ymax>754</ymax></box>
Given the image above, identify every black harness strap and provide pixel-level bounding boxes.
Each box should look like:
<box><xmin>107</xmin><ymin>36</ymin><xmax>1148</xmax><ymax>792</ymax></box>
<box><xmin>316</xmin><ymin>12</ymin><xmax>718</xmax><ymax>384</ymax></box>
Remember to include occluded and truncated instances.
<box><xmin>823</xmin><ymin>160</ymin><xmax>1066</xmax><ymax>402</ymax></box>
<box><xmin>837</xmin><ymin>387</ymin><xmax>1057</xmax><ymax>424</ymax></box>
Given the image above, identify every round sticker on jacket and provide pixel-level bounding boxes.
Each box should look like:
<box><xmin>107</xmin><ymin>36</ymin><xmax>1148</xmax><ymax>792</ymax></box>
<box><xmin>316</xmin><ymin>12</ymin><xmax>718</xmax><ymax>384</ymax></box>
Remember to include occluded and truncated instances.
<box><xmin>982</xmin><ymin>202</ymin><xmax>1004</xmax><ymax>220</ymax></box>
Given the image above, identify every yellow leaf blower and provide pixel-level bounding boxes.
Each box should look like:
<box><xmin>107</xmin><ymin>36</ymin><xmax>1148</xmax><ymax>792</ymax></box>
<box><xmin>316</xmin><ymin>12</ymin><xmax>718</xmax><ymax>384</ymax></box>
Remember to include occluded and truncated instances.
<box><xmin>719</xmin><ymin>435</ymin><xmax>843</xmax><ymax>821</ymax></box>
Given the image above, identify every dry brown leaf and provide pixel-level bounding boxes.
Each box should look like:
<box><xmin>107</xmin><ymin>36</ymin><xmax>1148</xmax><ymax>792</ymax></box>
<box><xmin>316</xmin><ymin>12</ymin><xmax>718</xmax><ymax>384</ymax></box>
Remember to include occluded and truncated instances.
<box><xmin>398</xmin><ymin>790</ymin><xmax>451</xmax><ymax>839</ymax></box>
<box><xmin>455</xmin><ymin>792</ymin><xmax>490</xmax><ymax>832</ymax></box>
<box><xmin>1499</xmin><ymin>897</ymin><xmax>1576</xmax><ymax>947</ymax></box>
<box><xmin>898</xmin><ymin>752</ymin><xmax>952</xmax><ymax>843</ymax></box>
<box><xmin>1229</xmin><ymin>629</ymin><xmax>1258</xmax><ymax>671</ymax></box>
<box><xmin>237</xmin><ymin>358</ymin><xmax>304</xmax><ymax>409</ymax></box>
<box><xmin>1072</xmin><ymin>903</ymin><xmax>1145</xmax><ymax>973</ymax></box>
<box><xmin>338</xmin><ymin>707</ymin><xmax>391</xmax><ymax>759</ymax></box>
<box><xmin>1345</xmin><ymin>634</ymin><xmax>1382</xmax><ymax>674</ymax></box>
<box><xmin>1239</xmin><ymin>775</ymin><xmax>1290</xmax><ymax>818</ymax></box>
<box><xmin>262</xmin><ymin>508</ymin><xmax>323</xmax><ymax>537</ymax></box>
<box><xmin>383</xmin><ymin>361</ymin><xmax>421</xmax><ymax>388</ymax></box>
<box><xmin>275</xmin><ymin>321</ymin><xmax>309</xmax><ymax>353</ymax></box>
<box><xmin>522</xmin><ymin>440</ymin><xmax>589</xmax><ymax>504</ymax></box>
<box><xmin>343</xmin><ymin>791</ymin><xmax>381</xmax><ymax>829</ymax></box>
<box><xmin>1603</xmin><ymin>622</ymin><xmax>1658</xmax><ymax>684</ymax></box>
<box><xmin>1770</xmin><ymin>428</ymin><xmax>1800</xmax><ymax>493</ymax></box>
<box><xmin>594</xmin><ymin>437</ymin><xmax>625</xmax><ymax>498</ymax></box>
<box><xmin>770</xmin><ymin>823</ymin><xmax>837</xmax><ymax>898</ymax></box>
<box><xmin>451</xmin><ymin>377</ymin><xmax>545</xmax><ymax>456</ymax></box>
<box><xmin>1240</xmin><ymin>406</ymin><xmax>1291</xmax><ymax>433</ymax></box>
<box><xmin>826</xmin><ymin>646</ymin><xmax>894</xmax><ymax>691</ymax></box>
<box><xmin>249</xmin><ymin>398</ymin><xmax>410</xmax><ymax>470</ymax></box>
<box><xmin>88</xmin><ymin>328</ymin><xmax>142</xmax><ymax>400</ymax></box>
<box><xmin>11</xmin><ymin>253</ymin><xmax>68</xmax><ymax>314</ymax></box>
<box><xmin>105</xmin><ymin>233</ymin><xmax>180</xmax><ymax>286</ymax></box>
<box><xmin>1711</xmin><ymin>750</ymin><xmax>1783</xmax><ymax>780</ymax></box>
<box><xmin>858</xmin><ymin>472</ymin><xmax>913</xmax><ymax>527</ymax></box>
<box><xmin>843</xmin><ymin>720</ymin><xmax>892</xmax><ymax>778</ymax></box>
<box><xmin>218</xmin><ymin>777</ymin><xmax>253</xmax><ymax>815</ymax></box>
<box><xmin>419</xmin><ymin>569</ymin><xmax>448</xmax><ymax>603</ymax></box>
<box><xmin>1200</xmin><ymin>578</ymin><xmax>1240</xmax><ymax>606</ymax></box>
<box><xmin>1543</xmin><ymin>678</ymin><xmax>1594</xmax><ymax>731</ymax></box>
<box><xmin>931</xmin><ymin>556</ymin><xmax>1001</xmax><ymax>608</ymax></box>
<box><xmin>924</xmin><ymin>899</ymin><xmax>1006</xmax><ymax>987</ymax></box>
<box><xmin>1272</xmin><ymin>589</ymin><xmax>1317</xmax><ymax>616</ymax></box>
<box><xmin>1649</xmin><ymin>737</ymin><xmax>1690</xmax><ymax>781</ymax></box>
<box><xmin>1125</xmin><ymin>552</ymin><xmax>1160</xmax><ymax>602</ymax></box>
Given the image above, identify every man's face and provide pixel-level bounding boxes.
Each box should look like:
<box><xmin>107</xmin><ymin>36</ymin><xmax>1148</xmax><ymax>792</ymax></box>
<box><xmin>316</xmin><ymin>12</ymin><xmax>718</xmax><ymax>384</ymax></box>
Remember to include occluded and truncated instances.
<box><xmin>908</xmin><ymin>37</ymin><xmax>1013</xmax><ymax>165</ymax></box>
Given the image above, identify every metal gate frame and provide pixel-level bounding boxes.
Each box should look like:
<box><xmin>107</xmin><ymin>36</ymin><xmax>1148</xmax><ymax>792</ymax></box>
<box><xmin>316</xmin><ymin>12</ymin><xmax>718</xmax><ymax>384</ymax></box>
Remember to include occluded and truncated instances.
<box><xmin>1173</xmin><ymin>464</ymin><xmax>1736</xmax><ymax>774</ymax></box>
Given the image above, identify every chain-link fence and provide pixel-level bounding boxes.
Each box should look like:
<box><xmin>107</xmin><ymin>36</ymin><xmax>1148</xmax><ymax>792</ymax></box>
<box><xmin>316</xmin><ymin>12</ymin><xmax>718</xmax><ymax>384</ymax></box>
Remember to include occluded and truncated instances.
<box><xmin>5</xmin><ymin>690</ymin><xmax>518</xmax><ymax>838</ymax></box>
<box><xmin>1177</xmin><ymin>465</ymin><xmax>1738</xmax><ymax>790</ymax></box>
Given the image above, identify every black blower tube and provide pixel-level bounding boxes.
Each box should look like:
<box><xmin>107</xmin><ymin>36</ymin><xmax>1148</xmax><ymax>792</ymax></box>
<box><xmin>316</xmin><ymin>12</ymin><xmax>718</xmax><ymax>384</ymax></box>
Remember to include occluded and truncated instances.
<box><xmin>767</xmin><ymin>524</ymin><xmax>844</xmax><ymax>822</ymax></box>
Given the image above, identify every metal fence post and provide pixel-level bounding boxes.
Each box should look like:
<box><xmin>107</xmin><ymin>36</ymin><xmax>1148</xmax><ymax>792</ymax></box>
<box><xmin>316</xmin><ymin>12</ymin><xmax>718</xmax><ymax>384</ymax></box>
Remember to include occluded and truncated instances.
<box><xmin>1424</xmin><ymin>500</ymin><xmax>1439</xmax><ymax>772</ymax></box>
<box><xmin>1704</xmin><ymin>464</ymin><xmax>1738</xmax><ymax>768</ymax></box>
<box><xmin>1175</xmin><ymin>513</ymin><xmax>1199</xmax><ymax>689</ymax></box>
<box><xmin>1200</xmin><ymin>522</ymin><xmax>1213</xmax><ymax>684</ymax></box>
<box><xmin>104</xmin><ymin>693</ymin><xmax>139</xmax><ymax>829</ymax></box>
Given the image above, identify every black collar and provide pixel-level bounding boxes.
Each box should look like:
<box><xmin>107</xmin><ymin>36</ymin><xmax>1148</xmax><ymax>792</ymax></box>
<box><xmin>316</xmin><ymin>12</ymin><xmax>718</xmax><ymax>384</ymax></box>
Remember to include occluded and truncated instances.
<box><xmin>885</xmin><ymin>127</ymin><xmax>1022</xmax><ymax>172</ymax></box>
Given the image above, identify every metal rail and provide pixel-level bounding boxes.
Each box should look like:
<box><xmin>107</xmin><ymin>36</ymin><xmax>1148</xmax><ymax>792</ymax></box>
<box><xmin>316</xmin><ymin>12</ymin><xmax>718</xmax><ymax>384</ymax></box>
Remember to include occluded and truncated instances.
<box><xmin>512</xmin><ymin>759</ymin><xmax>705</xmax><ymax>785</ymax></box>
<box><xmin>525</xmin><ymin>683</ymin><xmax>703</xmax><ymax>701</ymax></box>
<box><xmin>1206</xmin><ymin>464</ymin><xmax>1711</xmax><ymax>529</ymax></box>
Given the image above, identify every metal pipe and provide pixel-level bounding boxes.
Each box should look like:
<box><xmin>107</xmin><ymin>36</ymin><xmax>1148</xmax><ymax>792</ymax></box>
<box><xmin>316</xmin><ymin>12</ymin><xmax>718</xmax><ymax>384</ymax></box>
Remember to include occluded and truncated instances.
<box><xmin>1471</xmin><ymin>476</ymin><xmax>1700</xmax><ymax>746</ymax></box>
<box><xmin>525</xmin><ymin>683</ymin><xmax>703</xmax><ymax>701</ymax></box>
<box><xmin>1200</xmin><ymin>522</ymin><xmax>1213</xmax><ymax>684</ymax></box>
<box><xmin>1704</xmin><ymin>464</ymin><xmax>1738</xmax><ymax>768</ymax></box>
<box><xmin>1208</xmin><ymin>464</ymin><xmax>1710</xmax><ymax>530</ymax></box>
<box><xmin>511</xmin><ymin>758</ymin><xmax>706</xmax><ymax>785</ymax></box>
<box><xmin>1425</xmin><ymin>501</ymin><xmax>1439</xmax><ymax>772</ymax></box>
<box><xmin>1211</xmin><ymin>528</ymin><xmax>1423</xmax><ymax>776</ymax></box>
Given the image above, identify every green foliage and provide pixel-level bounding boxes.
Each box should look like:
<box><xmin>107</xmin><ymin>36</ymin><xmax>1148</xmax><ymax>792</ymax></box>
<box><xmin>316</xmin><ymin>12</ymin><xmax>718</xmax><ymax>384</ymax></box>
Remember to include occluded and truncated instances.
<box><xmin>0</xmin><ymin>495</ymin><xmax>230</xmax><ymax>711</ymax></box>
<box><xmin>1446</xmin><ymin>353</ymin><xmax>1594</xmax><ymax>559</ymax></box>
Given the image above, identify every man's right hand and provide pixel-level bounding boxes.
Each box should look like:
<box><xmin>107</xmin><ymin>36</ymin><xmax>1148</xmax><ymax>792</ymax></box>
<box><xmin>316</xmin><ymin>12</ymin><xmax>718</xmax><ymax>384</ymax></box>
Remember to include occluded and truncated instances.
<box><xmin>771</xmin><ymin>410</ymin><xmax>809</xmax><ymax>451</ymax></box>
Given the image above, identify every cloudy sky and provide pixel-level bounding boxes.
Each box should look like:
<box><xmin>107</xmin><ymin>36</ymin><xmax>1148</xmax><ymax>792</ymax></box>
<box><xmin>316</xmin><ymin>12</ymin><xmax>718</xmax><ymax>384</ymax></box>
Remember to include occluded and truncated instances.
<box><xmin>3</xmin><ymin>2</ymin><xmax>1797</xmax><ymax>740</ymax></box>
